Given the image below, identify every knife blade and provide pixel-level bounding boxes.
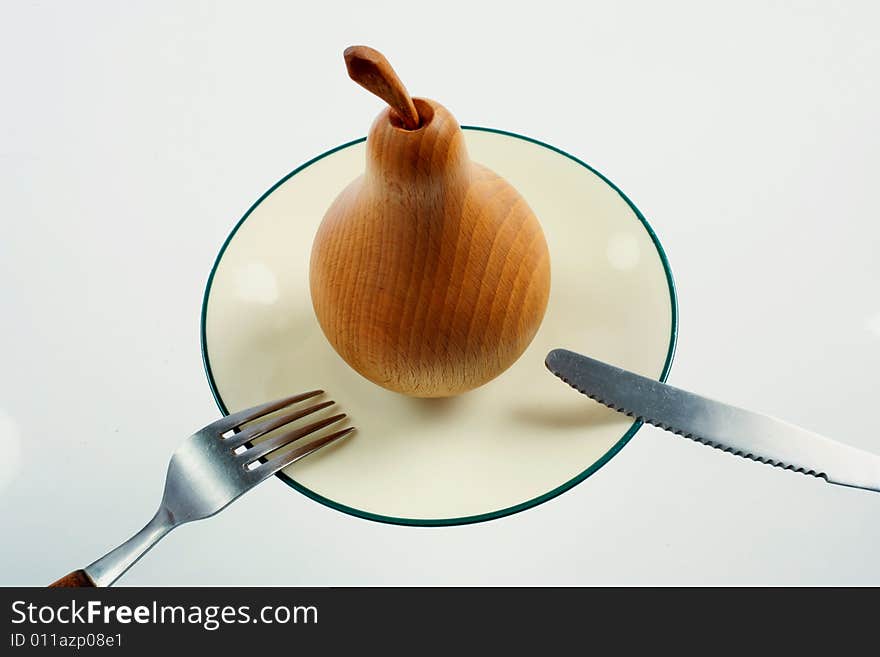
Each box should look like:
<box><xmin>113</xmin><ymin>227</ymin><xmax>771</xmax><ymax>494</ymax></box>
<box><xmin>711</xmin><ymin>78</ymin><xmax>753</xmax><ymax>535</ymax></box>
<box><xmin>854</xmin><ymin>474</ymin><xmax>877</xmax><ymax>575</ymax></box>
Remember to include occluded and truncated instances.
<box><xmin>545</xmin><ymin>348</ymin><xmax>880</xmax><ymax>493</ymax></box>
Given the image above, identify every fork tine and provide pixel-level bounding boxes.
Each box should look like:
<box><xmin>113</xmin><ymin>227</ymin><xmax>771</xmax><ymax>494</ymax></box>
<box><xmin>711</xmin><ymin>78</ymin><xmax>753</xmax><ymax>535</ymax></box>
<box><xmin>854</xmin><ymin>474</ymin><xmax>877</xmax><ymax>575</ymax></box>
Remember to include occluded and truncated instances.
<box><xmin>241</xmin><ymin>414</ymin><xmax>348</xmax><ymax>464</ymax></box>
<box><xmin>225</xmin><ymin>400</ymin><xmax>336</xmax><ymax>449</ymax></box>
<box><xmin>209</xmin><ymin>390</ymin><xmax>323</xmax><ymax>434</ymax></box>
<box><xmin>253</xmin><ymin>426</ymin><xmax>356</xmax><ymax>480</ymax></box>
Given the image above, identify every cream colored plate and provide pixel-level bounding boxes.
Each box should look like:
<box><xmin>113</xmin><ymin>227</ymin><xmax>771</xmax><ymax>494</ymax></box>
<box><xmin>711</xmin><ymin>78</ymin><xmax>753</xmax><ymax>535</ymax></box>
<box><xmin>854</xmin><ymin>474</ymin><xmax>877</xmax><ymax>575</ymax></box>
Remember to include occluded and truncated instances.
<box><xmin>202</xmin><ymin>128</ymin><xmax>677</xmax><ymax>525</ymax></box>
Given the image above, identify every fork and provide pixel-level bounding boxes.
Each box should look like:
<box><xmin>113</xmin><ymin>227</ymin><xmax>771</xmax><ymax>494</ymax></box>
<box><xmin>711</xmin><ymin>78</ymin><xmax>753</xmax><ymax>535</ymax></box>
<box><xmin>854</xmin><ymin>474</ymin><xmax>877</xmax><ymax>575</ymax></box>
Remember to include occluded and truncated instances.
<box><xmin>49</xmin><ymin>390</ymin><xmax>354</xmax><ymax>587</ymax></box>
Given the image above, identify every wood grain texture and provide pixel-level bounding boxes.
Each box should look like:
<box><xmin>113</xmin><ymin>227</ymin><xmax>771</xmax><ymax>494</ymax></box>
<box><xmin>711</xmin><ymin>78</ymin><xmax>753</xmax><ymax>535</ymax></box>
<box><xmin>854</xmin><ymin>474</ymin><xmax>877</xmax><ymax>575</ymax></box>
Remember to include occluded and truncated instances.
<box><xmin>49</xmin><ymin>569</ymin><xmax>96</xmax><ymax>587</ymax></box>
<box><xmin>344</xmin><ymin>46</ymin><xmax>421</xmax><ymax>130</ymax></box>
<box><xmin>310</xmin><ymin>97</ymin><xmax>551</xmax><ymax>397</ymax></box>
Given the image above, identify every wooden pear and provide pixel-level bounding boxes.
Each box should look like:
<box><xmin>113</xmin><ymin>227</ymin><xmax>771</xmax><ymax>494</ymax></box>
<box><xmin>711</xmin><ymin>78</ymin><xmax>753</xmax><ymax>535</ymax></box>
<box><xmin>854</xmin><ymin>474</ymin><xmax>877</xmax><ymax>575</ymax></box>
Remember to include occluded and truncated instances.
<box><xmin>310</xmin><ymin>46</ymin><xmax>551</xmax><ymax>397</ymax></box>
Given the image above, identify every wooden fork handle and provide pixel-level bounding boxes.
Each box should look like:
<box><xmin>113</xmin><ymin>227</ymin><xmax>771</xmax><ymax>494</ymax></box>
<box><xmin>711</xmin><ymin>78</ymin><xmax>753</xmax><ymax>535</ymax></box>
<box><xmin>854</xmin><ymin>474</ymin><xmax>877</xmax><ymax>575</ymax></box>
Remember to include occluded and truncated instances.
<box><xmin>49</xmin><ymin>569</ymin><xmax>96</xmax><ymax>587</ymax></box>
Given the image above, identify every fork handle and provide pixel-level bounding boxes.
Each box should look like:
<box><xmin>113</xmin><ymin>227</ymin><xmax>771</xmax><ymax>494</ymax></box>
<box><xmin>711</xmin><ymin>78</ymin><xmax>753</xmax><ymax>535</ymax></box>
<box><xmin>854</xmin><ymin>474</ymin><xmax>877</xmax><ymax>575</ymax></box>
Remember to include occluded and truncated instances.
<box><xmin>48</xmin><ymin>507</ymin><xmax>174</xmax><ymax>587</ymax></box>
<box><xmin>50</xmin><ymin>570</ymin><xmax>95</xmax><ymax>587</ymax></box>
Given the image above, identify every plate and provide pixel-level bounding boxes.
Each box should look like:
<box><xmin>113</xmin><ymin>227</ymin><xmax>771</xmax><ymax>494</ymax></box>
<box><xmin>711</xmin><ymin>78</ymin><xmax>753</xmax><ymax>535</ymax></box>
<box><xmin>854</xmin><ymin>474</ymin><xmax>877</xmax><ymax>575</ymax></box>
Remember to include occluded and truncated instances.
<box><xmin>201</xmin><ymin>127</ymin><xmax>677</xmax><ymax>525</ymax></box>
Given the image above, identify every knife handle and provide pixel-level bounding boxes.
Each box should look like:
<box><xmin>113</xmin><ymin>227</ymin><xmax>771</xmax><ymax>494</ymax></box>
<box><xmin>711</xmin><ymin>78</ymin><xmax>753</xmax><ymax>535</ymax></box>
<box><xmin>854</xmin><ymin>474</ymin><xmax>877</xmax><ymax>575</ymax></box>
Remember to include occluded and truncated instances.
<box><xmin>49</xmin><ymin>570</ymin><xmax>96</xmax><ymax>587</ymax></box>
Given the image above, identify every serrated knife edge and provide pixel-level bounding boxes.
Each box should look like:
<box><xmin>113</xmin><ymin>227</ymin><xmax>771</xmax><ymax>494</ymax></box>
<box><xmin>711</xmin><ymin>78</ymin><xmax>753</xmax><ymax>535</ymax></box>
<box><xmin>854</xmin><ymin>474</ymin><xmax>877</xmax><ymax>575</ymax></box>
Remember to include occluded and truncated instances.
<box><xmin>545</xmin><ymin>348</ymin><xmax>880</xmax><ymax>493</ymax></box>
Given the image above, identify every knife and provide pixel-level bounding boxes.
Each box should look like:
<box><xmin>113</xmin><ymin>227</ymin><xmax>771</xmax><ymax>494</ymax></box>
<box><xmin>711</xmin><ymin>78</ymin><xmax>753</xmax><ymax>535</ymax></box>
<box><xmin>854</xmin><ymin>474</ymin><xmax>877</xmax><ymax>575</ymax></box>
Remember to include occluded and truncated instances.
<box><xmin>545</xmin><ymin>348</ymin><xmax>880</xmax><ymax>493</ymax></box>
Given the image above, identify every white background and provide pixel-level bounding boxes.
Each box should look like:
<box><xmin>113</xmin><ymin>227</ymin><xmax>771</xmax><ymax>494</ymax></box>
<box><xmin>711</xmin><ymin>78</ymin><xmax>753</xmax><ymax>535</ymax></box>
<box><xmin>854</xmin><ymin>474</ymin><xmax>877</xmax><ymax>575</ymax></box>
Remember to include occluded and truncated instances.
<box><xmin>1</xmin><ymin>1</ymin><xmax>879</xmax><ymax>585</ymax></box>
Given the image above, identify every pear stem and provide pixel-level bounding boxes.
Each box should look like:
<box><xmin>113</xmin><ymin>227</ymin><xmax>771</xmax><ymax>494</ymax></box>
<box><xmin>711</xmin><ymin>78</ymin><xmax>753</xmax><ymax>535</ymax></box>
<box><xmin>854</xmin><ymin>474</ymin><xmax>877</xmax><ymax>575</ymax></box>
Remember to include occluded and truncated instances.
<box><xmin>344</xmin><ymin>45</ymin><xmax>421</xmax><ymax>130</ymax></box>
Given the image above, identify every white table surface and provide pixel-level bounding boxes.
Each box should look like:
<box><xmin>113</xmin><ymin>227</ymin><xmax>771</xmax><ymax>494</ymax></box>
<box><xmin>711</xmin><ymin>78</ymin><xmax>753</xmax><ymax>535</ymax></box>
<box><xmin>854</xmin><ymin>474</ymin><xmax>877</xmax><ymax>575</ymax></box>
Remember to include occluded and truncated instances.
<box><xmin>2</xmin><ymin>1</ymin><xmax>878</xmax><ymax>586</ymax></box>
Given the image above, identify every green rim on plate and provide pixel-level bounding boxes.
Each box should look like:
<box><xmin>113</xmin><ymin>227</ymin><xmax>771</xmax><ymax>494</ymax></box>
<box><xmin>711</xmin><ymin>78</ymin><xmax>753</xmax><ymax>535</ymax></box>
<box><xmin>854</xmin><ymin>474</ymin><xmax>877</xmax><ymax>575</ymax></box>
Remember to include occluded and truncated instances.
<box><xmin>200</xmin><ymin>126</ymin><xmax>679</xmax><ymax>527</ymax></box>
